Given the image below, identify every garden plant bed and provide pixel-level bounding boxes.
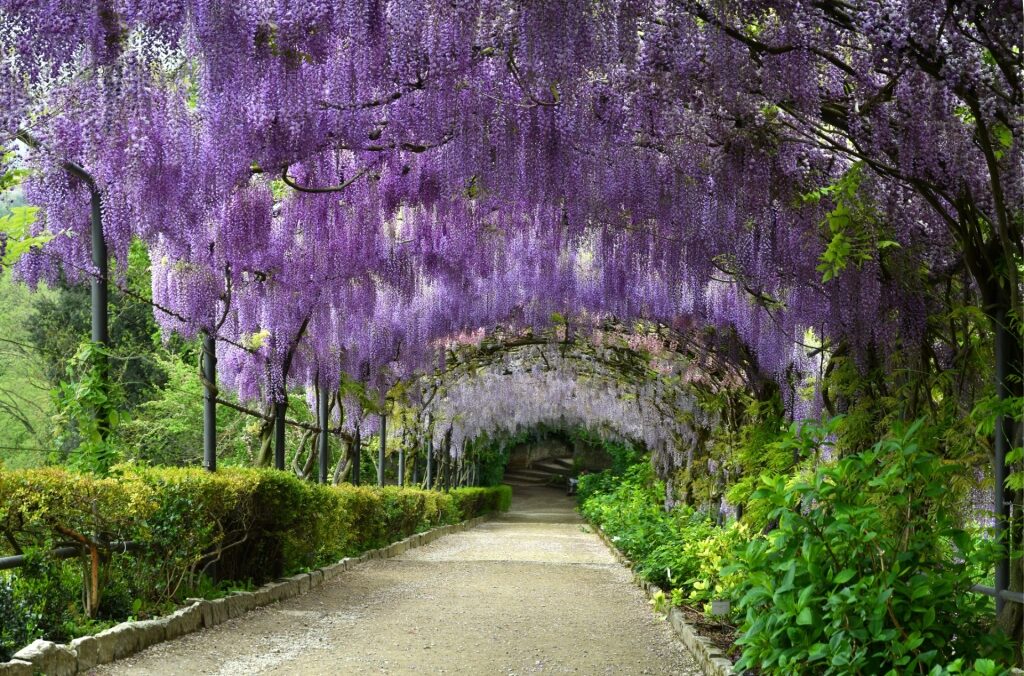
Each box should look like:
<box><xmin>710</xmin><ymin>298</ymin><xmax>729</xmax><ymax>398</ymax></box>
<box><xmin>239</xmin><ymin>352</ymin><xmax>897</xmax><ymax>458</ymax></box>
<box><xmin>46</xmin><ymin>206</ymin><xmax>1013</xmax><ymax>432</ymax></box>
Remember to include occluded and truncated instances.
<box><xmin>674</xmin><ymin>603</ymin><xmax>739</xmax><ymax>661</ymax></box>
<box><xmin>588</xmin><ymin>518</ymin><xmax>737</xmax><ymax>676</ymax></box>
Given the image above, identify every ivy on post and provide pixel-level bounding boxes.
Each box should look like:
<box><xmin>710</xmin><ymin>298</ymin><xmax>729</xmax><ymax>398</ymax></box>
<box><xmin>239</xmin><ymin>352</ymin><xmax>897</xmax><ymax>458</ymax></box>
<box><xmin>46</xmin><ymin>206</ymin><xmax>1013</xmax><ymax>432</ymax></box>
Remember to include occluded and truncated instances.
<box><xmin>993</xmin><ymin>311</ymin><xmax>1012</xmax><ymax>616</ymax></box>
<box><xmin>12</xmin><ymin>134</ymin><xmax>109</xmax><ymax>445</ymax></box>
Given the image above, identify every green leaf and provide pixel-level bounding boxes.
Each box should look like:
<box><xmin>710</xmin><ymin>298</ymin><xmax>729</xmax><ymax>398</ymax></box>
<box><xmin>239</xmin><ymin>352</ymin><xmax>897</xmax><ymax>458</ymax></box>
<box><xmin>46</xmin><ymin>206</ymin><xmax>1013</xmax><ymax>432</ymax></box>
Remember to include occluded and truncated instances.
<box><xmin>832</xmin><ymin>568</ymin><xmax>856</xmax><ymax>585</ymax></box>
<box><xmin>796</xmin><ymin>607</ymin><xmax>814</xmax><ymax>625</ymax></box>
<box><xmin>991</xmin><ymin>123</ymin><xmax>1012</xmax><ymax>149</ymax></box>
<box><xmin>1</xmin><ymin>206</ymin><xmax>53</xmax><ymax>267</ymax></box>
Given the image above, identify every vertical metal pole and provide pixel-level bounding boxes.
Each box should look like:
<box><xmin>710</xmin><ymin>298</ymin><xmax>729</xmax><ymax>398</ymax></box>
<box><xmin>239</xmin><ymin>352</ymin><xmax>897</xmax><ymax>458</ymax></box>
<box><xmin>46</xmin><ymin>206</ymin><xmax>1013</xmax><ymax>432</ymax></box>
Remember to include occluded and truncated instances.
<box><xmin>90</xmin><ymin>190</ymin><xmax>108</xmax><ymax>346</ymax></box>
<box><xmin>444</xmin><ymin>434</ymin><xmax>452</xmax><ymax>491</ymax></box>
<box><xmin>202</xmin><ymin>331</ymin><xmax>217</xmax><ymax>472</ymax></box>
<box><xmin>318</xmin><ymin>384</ymin><xmax>329</xmax><ymax>484</ymax></box>
<box><xmin>378</xmin><ymin>413</ymin><xmax>387</xmax><ymax>486</ymax></box>
<box><xmin>398</xmin><ymin>444</ymin><xmax>405</xmax><ymax>487</ymax></box>
<box><xmin>47</xmin><ymin>155</ymin><xmax>109</xmax><ymax>441</ymax></box>
<box><xmin>994</xmin><ymin>311</ymin><xmax>1011</xmax><ymax>615</ymax></box>
<box><xmin>89</xmin><ymin>188</ymin><xmax>110</xmax><ymax>438</ymax></box>
<box><xmin>412</xmin><ymin>449</ymin><xmax>420</xmax><ymax>486</ymax></box>
<box><xmin>440</xmin><ymin>438</ymin><xmax>446</xmax><ymax>491</ymax></box>
<box><xmin>425</xmin><ymin>437</ymin><xmax>433</xmax><ymax>489</ymax></box>
<box><xmin>274</xmin><ymin>400</ymin><xmax>286</xmax><ymax>470</ymax></box>
<box><xmin>352</xmin><ymin>426</ymin><xmax>361</xmax><ymax>486</ymax></box>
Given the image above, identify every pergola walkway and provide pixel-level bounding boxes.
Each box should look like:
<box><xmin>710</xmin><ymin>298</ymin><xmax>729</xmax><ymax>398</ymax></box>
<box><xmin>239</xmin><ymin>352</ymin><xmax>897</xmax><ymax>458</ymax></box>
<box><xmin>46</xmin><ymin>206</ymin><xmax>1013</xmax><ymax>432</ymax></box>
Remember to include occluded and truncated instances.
<box><xmin>92</xmin><ymin>486</ymin><xmax>700</xmax><ymax>675</ymax></box>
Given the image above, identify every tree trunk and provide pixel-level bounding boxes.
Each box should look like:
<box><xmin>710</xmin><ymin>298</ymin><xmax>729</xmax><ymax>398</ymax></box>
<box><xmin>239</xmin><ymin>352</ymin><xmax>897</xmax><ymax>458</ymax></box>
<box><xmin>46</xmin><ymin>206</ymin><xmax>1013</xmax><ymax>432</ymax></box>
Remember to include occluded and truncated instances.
<box><xmin>290</xmin><ymin>428</ymin><xmax>315</xmax><ymax>479</ymax></box>
<box><xmin>254</xmin><ymin>406</ymin><xmax>275</xmax><ymax>467</ymax></box>
<box><xmin>331</xmin><ymin>453</ymin><xmax>351</xmax><ymax>485</ymax></box>
<box><xmin>351</xmin><ymin>427</ymin><xmax>361</xmax><ymax>486</ymax></box>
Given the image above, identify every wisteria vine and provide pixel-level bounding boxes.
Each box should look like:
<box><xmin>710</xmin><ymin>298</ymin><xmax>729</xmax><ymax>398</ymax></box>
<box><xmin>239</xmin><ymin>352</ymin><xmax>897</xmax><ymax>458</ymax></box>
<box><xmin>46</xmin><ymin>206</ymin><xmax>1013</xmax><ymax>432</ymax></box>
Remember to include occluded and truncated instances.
<box><xmin>0</xmin><ymin>1</ymin><xmax>1019</xmax><ymax>467</ymax></box>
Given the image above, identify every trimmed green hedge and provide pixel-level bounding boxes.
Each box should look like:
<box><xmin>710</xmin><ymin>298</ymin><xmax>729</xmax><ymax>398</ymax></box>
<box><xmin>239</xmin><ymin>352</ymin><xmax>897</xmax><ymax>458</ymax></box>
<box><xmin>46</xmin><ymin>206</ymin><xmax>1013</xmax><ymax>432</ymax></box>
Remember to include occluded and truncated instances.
<box><xmin>0</xmin><ymin>466</ymin><xmax>511</xmax><ymax>658</ymax></box>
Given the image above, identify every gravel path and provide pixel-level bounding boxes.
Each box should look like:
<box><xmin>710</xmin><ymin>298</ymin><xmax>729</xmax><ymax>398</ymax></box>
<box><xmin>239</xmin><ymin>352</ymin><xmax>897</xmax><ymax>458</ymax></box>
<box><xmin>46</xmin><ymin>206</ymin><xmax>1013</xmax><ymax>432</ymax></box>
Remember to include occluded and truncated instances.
<box><xmin>92</xmin><ymin>486</ymin><xmax>702</xmax><ymax>675</ymax></box>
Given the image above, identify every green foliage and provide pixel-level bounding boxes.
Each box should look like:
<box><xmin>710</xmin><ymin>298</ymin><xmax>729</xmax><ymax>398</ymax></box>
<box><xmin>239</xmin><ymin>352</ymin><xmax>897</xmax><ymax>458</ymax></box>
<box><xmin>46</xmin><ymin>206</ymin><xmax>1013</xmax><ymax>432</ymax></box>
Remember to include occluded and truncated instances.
<box><xmin>576</xmin><ymin>467</ymin><xmax>617</xmax><ymax>504</ymax></box>
<box><xmin>0</xmin><ymin>205</ymin><xmax>51</xmax><ymax>269</ymax></box>
<box><xmin>579</xmin><ymin>463</ymin><xmax>740</xmax><ymax>607</ymax></box>
<box><xmin>27</xmin><ymin>240</ymin><xmax>170</xmax><ymax>408</ymax></box>
<box><xmin>114</xmin><ymin>353</ymin><xmax>249</xmax><ymax>466</ymax></box>
<box><xmin>578</xmin><ymin>419</ymin><xmax>1015</xmax><ymax>673</ymax></box>
<box><xmin>0</xmin><ymin>275</ymin><xmax>55</xmax><ymax>467</ymax></box>
<box><xmin>930</xmin><ymin>659</ymin><xmax>1012</xmax><ymax>676</ymax></box>
<box><xmin>971</xmin><ymin>394</ymin><xmax>1024</xmax><ymax>493</ymax></box>
<box><xmin>477</xmin><ymin>441</ymin><xmax>512</xmax><ymax>487</ymax></box>
<box><xmin>0</xmin><ymin>466</ymin><xmax>156</xmax><ymax>544</ymax></box>
<box><xmin>451</xmin><ymin>484</ymin><xmax>512</xmax><ymax>514</ymax></box>
<box><xmin>728</xmin><ymin>420</ymin><xmax>1013</xmax><ymax>674</ymax></box>
<box><xmin>54</xmin><ymin>342</ymin><xmax>123</xmax><ymax>475</ymax></box>
<box><xmin>716</xmin><ymin>393</ymin><xmax>789</xmax><ymax>526</ymax></box>
<box><xmin>570</xmin><ymin>427</ymin><xmax>643</xmax><ymax>474</ymax></box>
<box><xmin>0</xmin><ymin>152</ymin><xmax>28</xmax><ymax>193</ymax></box>
<box><xmin>802</xmin><ymin>162</ymin><xmax>899</xmax><ymax>283</ymax></box>
<box><xmin>0</xmin><ymin>552</ymin><xmax>112</xmax><ymax>661</ymax></box>
<box><xmin>579</xmin><ymin>463</ymin><xmax>666</xmax><ymax>562</ymax></box>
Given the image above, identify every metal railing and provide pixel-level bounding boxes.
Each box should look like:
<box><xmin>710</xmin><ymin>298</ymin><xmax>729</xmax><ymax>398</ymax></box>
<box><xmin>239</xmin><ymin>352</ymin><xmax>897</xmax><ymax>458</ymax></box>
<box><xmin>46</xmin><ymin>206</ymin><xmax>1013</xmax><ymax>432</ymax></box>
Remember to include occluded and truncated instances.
<box><xmin>971</xmin><ymin>583</ymin><xmax>1024</xmax><ymax>606</ymax></box>
<box><xmin>0</xmin><ymin>541</ymin><xmax>139</xmax><ymax>571</ymax></box>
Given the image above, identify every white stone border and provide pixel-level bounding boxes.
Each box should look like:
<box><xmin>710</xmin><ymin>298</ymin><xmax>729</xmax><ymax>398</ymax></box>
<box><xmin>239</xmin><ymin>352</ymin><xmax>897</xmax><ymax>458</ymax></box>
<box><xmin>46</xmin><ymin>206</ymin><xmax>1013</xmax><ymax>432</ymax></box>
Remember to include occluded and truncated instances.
<box><xmin>589</xmin><ymin>521</ymin><xmax>737</xmax><ymax>676</ymax></box>
<box><xmin>0</xmin><ymin>514</ymin><xmax>494</xmax><ymax>676</ymax></box>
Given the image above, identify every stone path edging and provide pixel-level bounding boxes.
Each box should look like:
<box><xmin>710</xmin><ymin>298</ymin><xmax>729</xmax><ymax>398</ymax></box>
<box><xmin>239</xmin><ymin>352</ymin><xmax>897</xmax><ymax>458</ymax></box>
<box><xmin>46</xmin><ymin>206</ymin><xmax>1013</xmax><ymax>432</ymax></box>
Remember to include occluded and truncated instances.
<box><xmin>589</xmin><ymin>521</ymin><xmax>737</xmax><ymax>676</ymax></box>
<box><xmin>0</xmin><ymin>513</ymin><xmax>495</xmax><ymax>676</ymax></box>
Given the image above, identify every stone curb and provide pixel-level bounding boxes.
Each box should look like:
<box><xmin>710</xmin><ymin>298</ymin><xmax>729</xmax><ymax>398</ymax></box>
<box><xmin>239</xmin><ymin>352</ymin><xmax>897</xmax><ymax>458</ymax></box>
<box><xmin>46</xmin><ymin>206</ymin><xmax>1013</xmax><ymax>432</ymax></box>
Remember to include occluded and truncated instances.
<box><xmin>589</xmin><ymin>522</ymin><xmax>736</xmax><ymax>676</ymax></box>
<box><xmin>0</xmin><ymin>512</ymin><xmax>496</xmax><ymax>675</ymax></box>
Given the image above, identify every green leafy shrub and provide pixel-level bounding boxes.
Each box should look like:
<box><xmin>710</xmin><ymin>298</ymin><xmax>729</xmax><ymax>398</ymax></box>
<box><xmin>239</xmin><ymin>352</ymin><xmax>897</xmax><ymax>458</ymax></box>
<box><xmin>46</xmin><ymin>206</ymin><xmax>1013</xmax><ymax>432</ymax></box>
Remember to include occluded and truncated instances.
<box><xmin>728</xmin><ymin>420</ymin><xmax>1012</xmax><ymax>674</ymax></box>
<box><xmin>0</xmin><ymin>466</ymin><xmax>157</xmax><ymax>548</ymax></box>
<box><xmin>579</xmin><ymin>462</ymin><xmax>746</xmax><ymax>611</ymax></box>
<box><xmin>0</xmin><ymin>552</ymin><xmax>117</xmax><ymax>661</ymax></box>
<box><xmin>681</xmin><ymin>522</ymin><xmax>747</xmax><ymax>611</ymax></box>
<box><xmin>577</xmin><ymin>468</ymin><xmax>619</xmax><ymax>504</ymax></box>
<box><xmin>54</xmin><ymin>342</ymin><xmax>126</xmax><ymax>475</ymax></box>
<box><xmin>931</xmin><ymin>658</ymin><xmax>1013</xmax><ymax>676</ymax></box>
<box><xmin>450</xmin><ymin>484</ymin><xmax>513</xmax><ymax>516</ymax></box>
<box><xmin>579</xmin><ymin>463</ymin><xmax>671</xmax><ymax>566</ymax></box>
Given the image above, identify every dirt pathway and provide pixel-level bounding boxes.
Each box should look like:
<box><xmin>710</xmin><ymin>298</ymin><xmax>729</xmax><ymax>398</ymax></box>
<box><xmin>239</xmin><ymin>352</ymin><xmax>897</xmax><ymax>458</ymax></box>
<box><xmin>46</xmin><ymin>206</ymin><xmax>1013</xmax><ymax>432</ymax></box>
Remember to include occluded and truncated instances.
<box><xmin>93</xmin><ymin>486</ymin><xmax>701</xmax><ymax>675</ymax></box>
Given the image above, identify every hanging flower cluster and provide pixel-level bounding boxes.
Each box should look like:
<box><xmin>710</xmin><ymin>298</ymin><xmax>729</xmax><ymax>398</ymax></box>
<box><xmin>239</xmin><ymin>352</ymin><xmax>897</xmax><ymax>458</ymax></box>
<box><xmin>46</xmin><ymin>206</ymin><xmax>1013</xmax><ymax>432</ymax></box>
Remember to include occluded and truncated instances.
<box><xmin>1</xmin><ymin>1</ymin><xmax>1018</xmax><ymax>440</ymax></box>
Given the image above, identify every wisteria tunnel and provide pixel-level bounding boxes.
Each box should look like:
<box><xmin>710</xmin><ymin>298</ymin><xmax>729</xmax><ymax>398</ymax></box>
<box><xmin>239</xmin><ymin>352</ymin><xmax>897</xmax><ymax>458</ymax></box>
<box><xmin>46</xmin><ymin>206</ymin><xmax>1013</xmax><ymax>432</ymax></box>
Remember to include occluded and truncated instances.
<box><xmin>0</xmin><ymin>1</ymin><xmax>1021</xmax><ymax>674</ymax></box>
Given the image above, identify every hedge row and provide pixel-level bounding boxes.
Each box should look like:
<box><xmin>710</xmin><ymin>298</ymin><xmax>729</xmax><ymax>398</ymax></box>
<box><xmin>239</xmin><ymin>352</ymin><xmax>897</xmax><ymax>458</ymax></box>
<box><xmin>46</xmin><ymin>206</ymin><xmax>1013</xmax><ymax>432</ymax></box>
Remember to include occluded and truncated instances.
<box><xmin>0</xmin><ymin>465</ymin><xmax>511</xmax><ymax>655</ymax></box>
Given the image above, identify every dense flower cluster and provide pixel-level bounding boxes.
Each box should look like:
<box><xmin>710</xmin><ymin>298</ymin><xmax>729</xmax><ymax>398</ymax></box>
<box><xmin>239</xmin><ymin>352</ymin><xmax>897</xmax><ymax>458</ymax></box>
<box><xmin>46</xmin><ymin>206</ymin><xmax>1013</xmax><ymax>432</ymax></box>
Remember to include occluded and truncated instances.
<box><xmin>425</xmin><ymin>340</ymin><xmax>713</xmax><ymax>473</ymax></box>
<box><xmin>1</xmin><ymin>1</ymin><xmax>1019</xmax><ymax>444</ymax></box>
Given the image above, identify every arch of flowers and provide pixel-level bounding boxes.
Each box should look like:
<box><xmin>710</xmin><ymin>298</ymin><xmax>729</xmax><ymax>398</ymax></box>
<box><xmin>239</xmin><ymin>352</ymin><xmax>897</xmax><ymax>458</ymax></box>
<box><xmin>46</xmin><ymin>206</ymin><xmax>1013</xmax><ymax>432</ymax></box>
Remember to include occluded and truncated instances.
<box><xmin>1</xmin><ymin>0</ymin><xmax>1020</xmax><ymax>618</ymax></box>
